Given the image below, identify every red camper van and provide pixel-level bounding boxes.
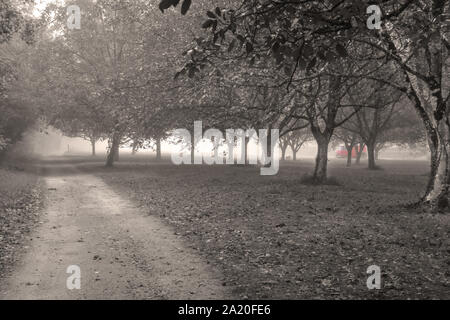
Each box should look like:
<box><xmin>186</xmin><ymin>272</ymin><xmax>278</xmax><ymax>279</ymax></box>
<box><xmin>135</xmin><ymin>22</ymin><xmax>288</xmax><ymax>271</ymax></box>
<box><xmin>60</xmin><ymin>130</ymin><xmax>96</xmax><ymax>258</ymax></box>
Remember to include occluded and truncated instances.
<box><xmin>335</xmin><ymin>144</ymin><xmax>367</xmax><ymax>159</ymax></box>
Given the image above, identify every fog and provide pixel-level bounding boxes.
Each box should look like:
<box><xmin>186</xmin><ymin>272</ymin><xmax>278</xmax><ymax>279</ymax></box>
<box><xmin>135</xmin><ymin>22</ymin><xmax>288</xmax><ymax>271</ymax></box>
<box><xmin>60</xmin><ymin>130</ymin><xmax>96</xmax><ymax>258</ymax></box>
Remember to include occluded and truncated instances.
<box><xmin>8</xmin><ymin>127</ymin><xmax>428</xmax><ymax>162</ymax></box>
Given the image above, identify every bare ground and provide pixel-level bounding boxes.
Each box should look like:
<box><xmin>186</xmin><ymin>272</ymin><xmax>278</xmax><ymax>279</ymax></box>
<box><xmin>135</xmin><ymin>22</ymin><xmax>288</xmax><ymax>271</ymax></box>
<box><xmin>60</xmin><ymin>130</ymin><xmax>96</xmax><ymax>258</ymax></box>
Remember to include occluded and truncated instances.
<box><xmin>78</xmin><ymin>157</ymin><xmax>450</xmax><ymax>300</ymax></box>
<box><xmin>0</xmin><ymin>161</ymin><xmax>230</xmax><ymax>300</ymax></box>
<box><xmin>1</xmin><ymin>156</ymin><xmax>448</xmax><ymax>300</ymax></box>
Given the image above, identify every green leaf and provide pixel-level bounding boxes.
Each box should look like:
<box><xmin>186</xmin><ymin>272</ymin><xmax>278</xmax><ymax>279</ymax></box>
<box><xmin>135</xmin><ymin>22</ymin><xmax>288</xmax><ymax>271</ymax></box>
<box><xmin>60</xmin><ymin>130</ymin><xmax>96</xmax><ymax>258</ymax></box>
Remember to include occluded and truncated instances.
<box><xmin>159</xmin><ymin>0</ymin><xmax>173</xmax><ymax>12</ymax></box>
<box><xmin>206</xmin><ymin>11</ymin><xmax>216</xmax><ymax>19</ymax></box>
<box><xmin>202</xmin><ymin>20</ymin><xmax>215</xmax><ymax>29</ymax></box>
<box><xmin>181</xmin><ymin>0</ymin><xmax>192</xmax><ymax>15</ymax></box>
<box><xmin>195</xmin><ymin>37</ymin><xmax>204</xmax><ymax>45</ymax></box>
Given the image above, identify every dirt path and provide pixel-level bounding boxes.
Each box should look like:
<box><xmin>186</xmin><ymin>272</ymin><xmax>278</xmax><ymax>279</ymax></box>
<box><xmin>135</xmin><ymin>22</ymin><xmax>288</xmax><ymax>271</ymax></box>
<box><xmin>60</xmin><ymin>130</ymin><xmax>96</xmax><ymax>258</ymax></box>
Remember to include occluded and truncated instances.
<box><xmin>0</xmin><ymin>164</ymin><xmax>230</xmax><ymax>300</ymax></box>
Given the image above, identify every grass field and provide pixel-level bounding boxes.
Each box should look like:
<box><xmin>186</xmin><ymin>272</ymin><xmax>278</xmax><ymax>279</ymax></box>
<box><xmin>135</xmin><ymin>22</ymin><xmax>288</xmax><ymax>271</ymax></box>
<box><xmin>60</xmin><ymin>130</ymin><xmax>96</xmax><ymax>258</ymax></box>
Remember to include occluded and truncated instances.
<box><xmin>73</xmin><ymin>157</ymin><xmax>450</xmax><ymax>299</ymax></box>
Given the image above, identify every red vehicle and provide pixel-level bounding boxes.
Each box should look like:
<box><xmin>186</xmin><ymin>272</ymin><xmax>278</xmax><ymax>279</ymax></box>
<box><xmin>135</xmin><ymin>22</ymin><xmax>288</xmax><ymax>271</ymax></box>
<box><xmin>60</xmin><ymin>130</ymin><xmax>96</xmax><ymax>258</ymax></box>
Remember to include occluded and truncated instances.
<box><xmin>335</xmin><ymin>144</ymin><xmax>367</xmax><ymax>159</ymax></box>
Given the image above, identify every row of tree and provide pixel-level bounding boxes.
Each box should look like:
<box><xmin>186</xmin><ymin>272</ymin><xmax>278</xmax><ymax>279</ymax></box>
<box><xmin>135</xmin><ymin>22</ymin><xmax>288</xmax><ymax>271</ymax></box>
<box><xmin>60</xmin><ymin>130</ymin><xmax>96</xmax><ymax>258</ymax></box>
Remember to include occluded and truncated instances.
<box><xmin>165</xmin><ymin>0</ymin><xmax>448</xmax><ymax>209</ymax></box>
<box><xmin>0</xmin><ymin>0</ymin><xmax>37</xmax><ymax>158</ymax></box>
<box><xmin>0</xmin><ymin>0</ymin><xmax>447</xmax><ymax>210</ymax></box>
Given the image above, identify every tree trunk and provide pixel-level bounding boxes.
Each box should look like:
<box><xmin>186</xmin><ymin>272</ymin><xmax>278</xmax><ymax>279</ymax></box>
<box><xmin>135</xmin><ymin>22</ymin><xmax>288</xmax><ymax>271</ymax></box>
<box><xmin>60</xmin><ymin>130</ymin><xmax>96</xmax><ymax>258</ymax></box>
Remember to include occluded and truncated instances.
<box><xmin>346</xmin><ymin>149</ymin><xmax>352</xmax><ymax>167</ymax></box>
<box><xmin>345</xmin><ymin>144</ymin><xmax>353</xmax><ymax>167</ymax></box>
<box><xmin>156</xmin><ymin>137</ymin><xmax>162</xmax><ymax>161</ymax></box>
<box><xmin>385</xmin><ymin>7</ymin><xmax>449</xmax><ymax>210</ymax></box>
<box><xmin>245</xmin><ymin>136</ymin><xmax>250</xmax><ymax>165</ymax></box>
<box><xmin>422</xmin><ymin>123</ymin><xmax>449</xmax><ymax>209</ymax></box>
<box><xmin>106</xmin><ymin>133</ymin><xmax>120</xmax><ymax>167</ymax></box>
<box><xmin>281</xmin><ymin>146</ymin><xmax>286</xmax><ymax>161</ymax></box>
<box><xmin>91</xmin><ymin>138</ymin><xmax>96</xmax><ymax>156</ymax></box>
<box><xmin>191</xmin><ymin>133</ymin><xmax>195</xmax><ymax>164</ymax></box>
<box><xmin>356</xmin><ymin>143</ymin><xmax>365</xmax><ymax>165</ymax></box>
<box><xmin>292</xmin><ymin>149</ymin><xmax>297</xmax><ymax>161</ymax></box>
<box><xmin>313</xmin><ymin>137</ymin><xmax>330</xmax><ymax>183</ymax></box>
<box><xmin>265</xmin><ymin>128</ymin><xmax>272</xmax><ymax>167</ymax></box>
<box><xmin>367</xmin><ymin>142</ymin><xmax>376</xmax><ymax>170</ymax></box>
<box><xmin>375</xmin><ymin>143</ymin><xmax>384</xmax><ymax>160</ymax></box>
<box><xmin>131</xmin><ymin>140</ymin><xmax>138</xmax><ymax>155</ymax></box>
<box><xmin>114</xmin><ymin>144</ymin><xmax>119</xmax><ymax>161</ymax></box>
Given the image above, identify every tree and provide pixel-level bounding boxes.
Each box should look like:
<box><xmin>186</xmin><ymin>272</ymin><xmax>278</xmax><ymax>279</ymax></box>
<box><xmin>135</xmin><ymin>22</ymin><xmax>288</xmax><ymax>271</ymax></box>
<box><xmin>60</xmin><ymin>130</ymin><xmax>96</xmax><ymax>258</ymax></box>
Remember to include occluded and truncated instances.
<box><xmin>50</xmin><ymin>100</ymin><xmax>107</xmax><ymax>156</ymax></box>
<box><xmin>286</xmin><ymin>128</ymin><xmax>312</xmax><ymax>161</ymax></box>
<box><xmin>279</xmin><ymin>135</ymin><xmax>289</xmax><ymax>161</ymax></box>
<box><xmin>334</xmin><ymin>128</ymin><xmax>359</xmax><ymax>167</ymax></box>
<box><xmin>0</xmin><ymin>0</ymin><xmax>37</xmax><ymax>158</ymax></box>
<box><xmin>0</xmin><ymin>0</ymin><xmax>35</xmax><ymax>45</ymax></box>
<box><xmin>342</xmin><ymin>84</ymin><xmax>402</xmax><ymax>169</ymax></box>
<box><xmin>36</xmin><ymin>0</ymin><xmax>166</xmax><ymax>166</ymax></box>
<box><xmin>0</xmin><ymin>98</ymin><xmax>35</xmax><ymax>159</ymax></box>
<box><xmin>169</xmin><ymin>2</ymin><xmax>388</xmax><ymax>182</ymax></box>
<box><xmin>37</xmin><ymin>0</ymin><xmax>232</xmax><ymax>166</ymax></box>
<box><xmin>165</xmin><ymin>0</ymin><xmax>449</xmax><ymax>210</ymax></box>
